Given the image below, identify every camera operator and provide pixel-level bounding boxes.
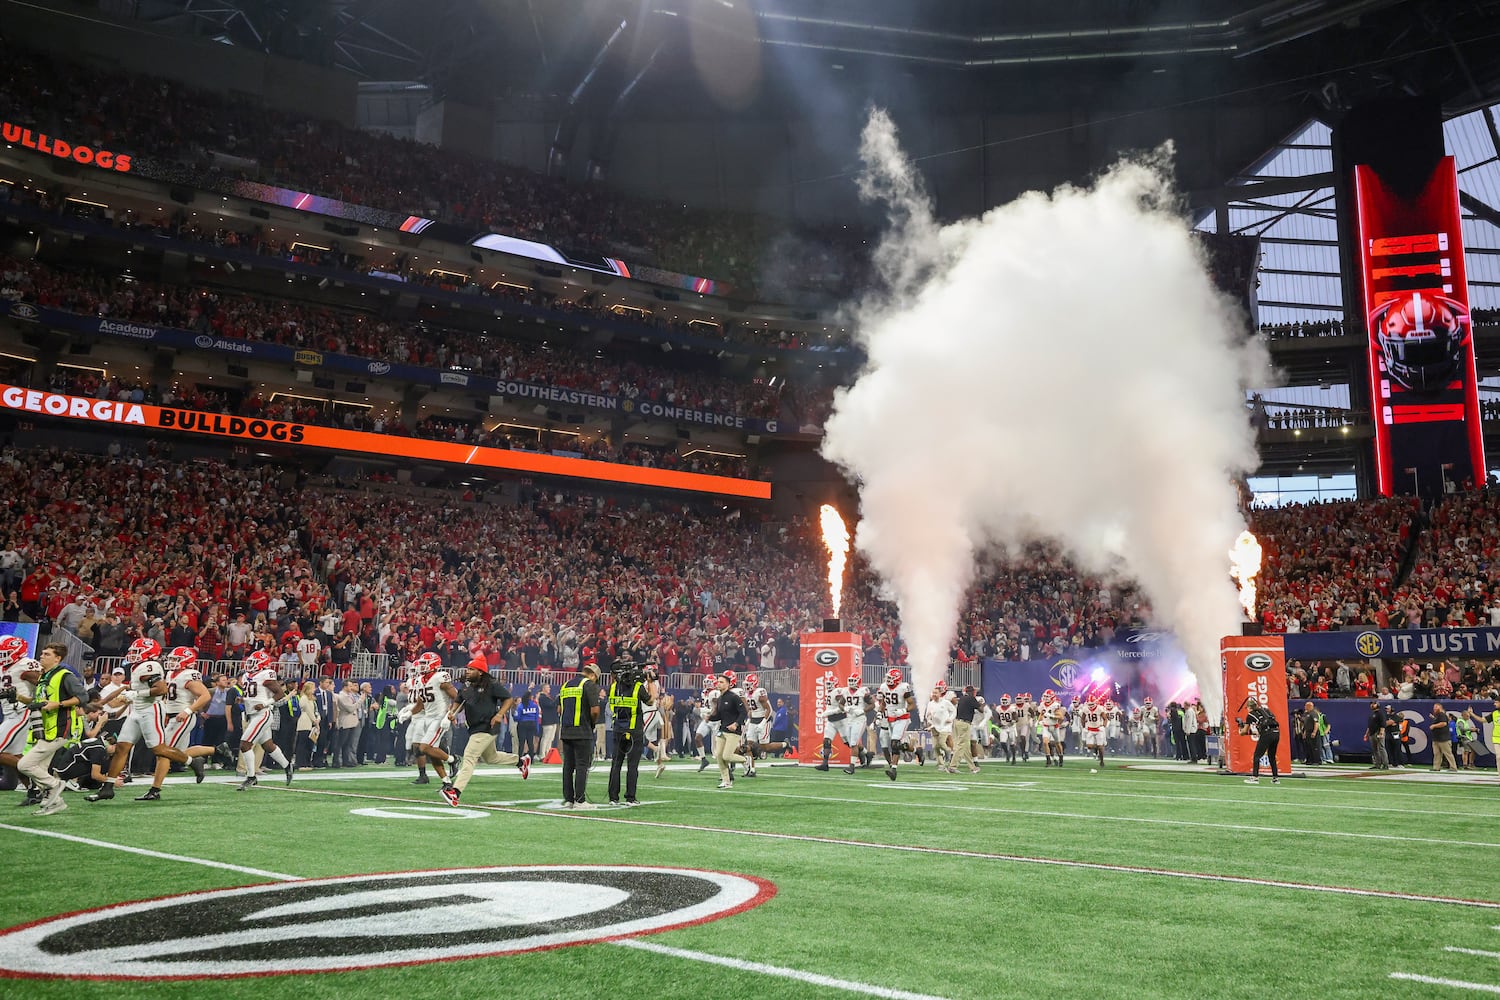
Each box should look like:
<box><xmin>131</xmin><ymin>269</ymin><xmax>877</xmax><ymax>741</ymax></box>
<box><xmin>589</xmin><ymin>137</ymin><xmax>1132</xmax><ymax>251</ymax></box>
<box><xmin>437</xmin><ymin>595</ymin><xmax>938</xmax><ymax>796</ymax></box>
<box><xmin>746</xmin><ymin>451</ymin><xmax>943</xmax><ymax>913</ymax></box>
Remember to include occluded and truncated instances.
<box><xmin>49</xmin><ymin>710</ymin><xmax>115</xmax><ymax>793</ymax></box>
<box><xmin>1236</xmin><ymin>695</ymin><xmax>1281</xmax><ymax>784</ymax></box>
<box><xmin>606</xmin><ymin>655</ymin><xmax>653</xmax><ymax>806</ymax></box>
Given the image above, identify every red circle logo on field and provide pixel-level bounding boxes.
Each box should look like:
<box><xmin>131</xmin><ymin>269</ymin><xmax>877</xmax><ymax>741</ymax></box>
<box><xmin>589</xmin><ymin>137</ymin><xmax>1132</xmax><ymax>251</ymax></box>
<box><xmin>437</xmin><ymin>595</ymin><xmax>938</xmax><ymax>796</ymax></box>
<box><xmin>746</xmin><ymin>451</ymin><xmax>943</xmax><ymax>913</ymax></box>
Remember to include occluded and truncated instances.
<box><xmin>0</xmin><ymin>865</ymin><xmax>775</xmax><ymax>980</ymax></box>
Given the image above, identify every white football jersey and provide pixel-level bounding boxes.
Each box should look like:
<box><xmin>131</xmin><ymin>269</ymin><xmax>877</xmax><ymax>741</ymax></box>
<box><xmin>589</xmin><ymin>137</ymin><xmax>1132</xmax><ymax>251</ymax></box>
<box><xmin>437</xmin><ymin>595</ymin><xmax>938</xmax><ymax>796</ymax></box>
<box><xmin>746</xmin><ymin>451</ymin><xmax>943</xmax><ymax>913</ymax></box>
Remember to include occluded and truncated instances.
<box><xmin>926</xmin><ymin>697</ymin><xmax>954</xmax><ymax>731</ymax></box>
<box><xmin>1</xmin><ymin>659</ymin><xmax>32</xmax><ymax>715</ymax></box>
<box><xmin>131</xmin><ymin>661</ymin><xmax>164</xmax><ymax>705</ymax></box>
<box><xmin>836</xmin><ymin>685</ymin><xmax>868</xmax><ymax>716</ymax></box>
<box><xmin>876</xmin><ymin>682</ymin><xmax>913</xmax><ymax>720</ymax></box>
<box><xmin>417</xmin><ymin>670</ymin><xmax>453</xmax><ymax>717</ymax></box>
<box><xmin>1085</xmin><ymin>706</ymin><xmax>1107</xmax><ymax>730</ymax></box>
<box><xmin>160</xmin><ymin>668</ymin><xmax>203</xmax><ymax>714</ymax></box>
<box><xmin>748</xmin><ymin>686</ymin><xmax>769</xmax><ymax>721</ymax></box>
<box><xmin>242</xmin><ymin>668</ymin><xmax>280</xmax><ymax>713</ymax></box>
<box><xmin>995</xmin><ymin>705</ymin><xmax>1018</xmax><ymax>727</ymax></box>
<box><xmin>296</xmin><ymin>637</ymin><xmax>321</xmax><ymax>665</ymax></box>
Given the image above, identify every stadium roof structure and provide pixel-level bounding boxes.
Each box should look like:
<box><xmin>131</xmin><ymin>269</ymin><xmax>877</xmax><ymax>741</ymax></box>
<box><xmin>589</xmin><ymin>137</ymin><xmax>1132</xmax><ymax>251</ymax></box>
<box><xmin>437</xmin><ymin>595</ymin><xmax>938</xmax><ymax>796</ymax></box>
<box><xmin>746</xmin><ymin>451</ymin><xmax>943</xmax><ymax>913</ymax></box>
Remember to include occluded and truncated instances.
<box><xmin>1197</xmin><ymin>109</ymin><xmax>1500</xmax><ymax>327</ymax></box>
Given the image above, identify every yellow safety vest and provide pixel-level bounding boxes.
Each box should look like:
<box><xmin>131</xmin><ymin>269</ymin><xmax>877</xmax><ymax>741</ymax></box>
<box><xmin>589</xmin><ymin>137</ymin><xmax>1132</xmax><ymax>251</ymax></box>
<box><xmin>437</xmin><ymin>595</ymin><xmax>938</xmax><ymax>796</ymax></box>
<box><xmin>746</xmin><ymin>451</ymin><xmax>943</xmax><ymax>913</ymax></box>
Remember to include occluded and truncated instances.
<box><xmin>34</xmin><ymin>667</ymin><xmax>82</xmax><ymax>744</ymax></box>
<box><xmin>608</xmin><ymin>681</ymin><xmax>642</xmax><ymax>731</ymax></box>
<box><xmin>560</xmin><ymin>677</ymin><xmax>590</xmax><ymax>728</ymax></box>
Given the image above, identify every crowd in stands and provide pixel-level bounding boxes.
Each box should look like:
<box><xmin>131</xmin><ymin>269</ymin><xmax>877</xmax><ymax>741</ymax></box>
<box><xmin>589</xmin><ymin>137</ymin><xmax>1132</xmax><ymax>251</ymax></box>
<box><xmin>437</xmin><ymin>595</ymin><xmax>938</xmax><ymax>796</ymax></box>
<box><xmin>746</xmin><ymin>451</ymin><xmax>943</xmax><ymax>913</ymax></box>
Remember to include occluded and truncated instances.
<box><xmin>39</xmin><ymin>369</ymin><xmax>757</xmax><ymax>480</ymax></box>
<box><xmin>0</xmin><ymin>252</ymin><xmax>834</xmax><ymax>428</ymax></box>
<box><xmin>1</xmin><ymin>182</ymin><xmax>855</xmax><ymax>356</ymax></box>
<box><xmin>0</xmin><ymin>37</ymin><xmax>870</xmax><ymax>300</ymax></box>
<box><xmin>3</xmin><ymin>435</ymin><xmax>1500</xmax><ymax>704</ymax></box>
<box><xmin>1259</xmin><ymin>319</ymin><xmax>1345</xmax><ymax>339</ymax></box>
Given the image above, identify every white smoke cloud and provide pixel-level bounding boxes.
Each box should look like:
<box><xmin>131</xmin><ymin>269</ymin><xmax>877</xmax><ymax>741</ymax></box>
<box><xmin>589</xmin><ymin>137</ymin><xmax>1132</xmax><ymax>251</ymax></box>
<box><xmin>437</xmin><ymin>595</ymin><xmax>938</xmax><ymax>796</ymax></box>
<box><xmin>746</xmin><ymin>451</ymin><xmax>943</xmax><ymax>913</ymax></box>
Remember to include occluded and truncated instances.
<box><xmin>820</xmin><ymin>110</ymin><xmax>1267</xmax><ymax>716</ymax></box>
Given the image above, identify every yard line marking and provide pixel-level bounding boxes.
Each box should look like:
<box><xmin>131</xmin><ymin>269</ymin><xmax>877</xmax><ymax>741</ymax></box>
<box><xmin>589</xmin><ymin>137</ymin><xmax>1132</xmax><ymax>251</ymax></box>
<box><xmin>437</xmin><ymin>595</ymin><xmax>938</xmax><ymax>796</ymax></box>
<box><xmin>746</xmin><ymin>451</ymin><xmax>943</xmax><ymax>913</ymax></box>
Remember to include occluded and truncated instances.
<box><xmin>615</xmin><ymin>939</ymin><xmax>950</xmax><ymax>1000</ymax></box>
<box><xmin>0</xmin><ymin>823</ymin><xmax>298</xmax><ymax>881</ymax></box>
<box><xmin>0</xmin><ymin>807</ymin><xmax>919</xmax><ymax>996</ymax></box>
<box><xmin>1390</xmin><ymin>972</ymin><xmax>1500</xmax><ymax>993</ymax></box>
<box><xmin>664</xmin><ymin>783</ymin><xmax>1500</xmax><ymax>850</ymax></box>
<box><xmin>1447</xmin><ymin>947</ymin><xmax>1500</xmax><ymax>959</ymax></box>
<box><xmin>269</xmin><ymin>786</ymin><xmax>1500</xmax><ymax>909</ymax></box>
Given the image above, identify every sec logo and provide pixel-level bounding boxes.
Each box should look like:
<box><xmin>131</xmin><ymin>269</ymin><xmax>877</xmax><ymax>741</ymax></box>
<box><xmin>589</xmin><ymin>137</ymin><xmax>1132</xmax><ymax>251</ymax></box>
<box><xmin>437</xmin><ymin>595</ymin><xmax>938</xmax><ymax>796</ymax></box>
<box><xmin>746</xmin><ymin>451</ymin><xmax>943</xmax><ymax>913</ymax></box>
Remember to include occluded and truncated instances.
<box><xmin>1355</xmin><ymin>632</ymin><xmax>1383</xmax><ymax>657</ymax></box>
<box><xmin>813</xmin><ymin>649</ymin><xmax>840</xmax><ymax>667</ymax></box>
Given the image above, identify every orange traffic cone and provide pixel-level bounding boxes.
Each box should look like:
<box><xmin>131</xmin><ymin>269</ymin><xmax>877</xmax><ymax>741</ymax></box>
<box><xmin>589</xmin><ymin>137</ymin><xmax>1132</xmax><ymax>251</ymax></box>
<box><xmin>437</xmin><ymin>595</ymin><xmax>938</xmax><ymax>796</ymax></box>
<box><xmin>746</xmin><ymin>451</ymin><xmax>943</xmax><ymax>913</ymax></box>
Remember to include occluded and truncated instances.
<box><xmin>543</xmin><ymin>747</ymin><xmax>561</xmax><ymax>765</ymax></box>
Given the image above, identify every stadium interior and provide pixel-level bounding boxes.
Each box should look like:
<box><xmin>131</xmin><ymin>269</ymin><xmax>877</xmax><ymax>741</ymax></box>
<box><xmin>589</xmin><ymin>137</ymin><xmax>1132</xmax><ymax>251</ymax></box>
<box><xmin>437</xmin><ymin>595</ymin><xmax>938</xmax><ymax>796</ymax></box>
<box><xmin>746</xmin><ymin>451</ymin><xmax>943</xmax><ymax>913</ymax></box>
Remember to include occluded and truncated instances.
<box><xmin>6</xmin><ymin>2</ymin><xmax>1500</xmax><ymax>998</ymax></box>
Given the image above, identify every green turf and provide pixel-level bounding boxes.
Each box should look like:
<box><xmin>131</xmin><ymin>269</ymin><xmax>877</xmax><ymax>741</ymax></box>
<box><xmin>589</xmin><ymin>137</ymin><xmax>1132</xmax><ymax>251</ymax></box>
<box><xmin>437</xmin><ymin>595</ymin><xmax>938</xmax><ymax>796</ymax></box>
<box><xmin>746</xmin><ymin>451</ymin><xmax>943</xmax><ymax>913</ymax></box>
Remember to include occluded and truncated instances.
<box><xmin>2</xmin><ymin>758</ymin><xmax>1496</xmax><ymax>999</ymax></box>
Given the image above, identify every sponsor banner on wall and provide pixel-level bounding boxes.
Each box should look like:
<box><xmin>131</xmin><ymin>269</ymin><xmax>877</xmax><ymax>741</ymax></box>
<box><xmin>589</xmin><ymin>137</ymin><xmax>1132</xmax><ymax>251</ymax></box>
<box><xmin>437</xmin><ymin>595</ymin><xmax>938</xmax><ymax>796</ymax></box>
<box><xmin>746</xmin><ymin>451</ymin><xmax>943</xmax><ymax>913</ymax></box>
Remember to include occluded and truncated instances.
<box><xmin>0</xmin><ymin>382</ymin><xmax>771</xmax><ymax>500</ymax></box>
<box><xmin>1283</xmin><ymin>626</ymin><xmax>1500</xmax><ymax>661</ymax></box>
<box><xmin>1302</xmin><ymin>698</ymin><xmax>1495</xmax><ymax>765</ymax></box>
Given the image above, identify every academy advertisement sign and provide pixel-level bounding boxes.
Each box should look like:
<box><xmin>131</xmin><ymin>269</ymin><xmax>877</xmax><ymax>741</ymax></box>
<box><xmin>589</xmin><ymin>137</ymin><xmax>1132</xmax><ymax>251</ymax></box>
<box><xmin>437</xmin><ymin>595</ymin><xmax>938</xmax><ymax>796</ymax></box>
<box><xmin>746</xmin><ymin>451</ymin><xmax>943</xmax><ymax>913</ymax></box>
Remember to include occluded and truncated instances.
<box><xmin>0</xmin><ymin>866</ymin><xmax>774</xmax><ymax>980</ymax></box>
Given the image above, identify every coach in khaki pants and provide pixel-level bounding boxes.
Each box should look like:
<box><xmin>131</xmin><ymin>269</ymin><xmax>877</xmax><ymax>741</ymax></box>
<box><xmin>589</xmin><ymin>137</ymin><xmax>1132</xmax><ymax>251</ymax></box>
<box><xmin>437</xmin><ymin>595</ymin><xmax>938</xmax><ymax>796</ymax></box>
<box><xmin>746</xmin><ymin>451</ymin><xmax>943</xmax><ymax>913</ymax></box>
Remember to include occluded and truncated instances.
<box><xmin>708</xmin><ymin>672</ymin><xmax>747</xmax><ymax>789</ymax></box>
<box><xmin>952</xmin><ymin>685</ymin><xmax>982</xmax><ymax>774</ymax></box>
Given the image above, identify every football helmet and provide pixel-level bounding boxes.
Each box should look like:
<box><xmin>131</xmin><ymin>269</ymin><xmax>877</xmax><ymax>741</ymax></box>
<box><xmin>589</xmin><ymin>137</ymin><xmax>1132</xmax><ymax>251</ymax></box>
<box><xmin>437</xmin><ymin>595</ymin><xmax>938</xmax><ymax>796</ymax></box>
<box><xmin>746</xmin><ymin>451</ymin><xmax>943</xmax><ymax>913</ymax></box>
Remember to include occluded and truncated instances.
<box><xmin>125</xmin><ymin>637</ymin><xmax>161</xmax><ymax>665</ymax></box>
<box><xmin>999</xmin><ymin>694</ymin><xmax>1012</xmax><ymax>707</ymax></box>
<box><xmin>885</xmin><ymin>668</ymin><xmax>903</xmax><ymax>687</ymax></box>
<box><xmin>721</xmin><ymin>669</ymin><xmax>738</xmax><ymax>687</ymax></box>
<box><xmin>0</xmin><ymin>635</ymin><xmax>27</xmax><ymax>667</ymax></box>
<box><xmin>1042</xmin><ymin>688</ymin><xmax>1055</xmax><ymax>701</ymax></box>
<box><xmin>846</xmin><ymin>672</ymin><xmax>861</xmax><ymax>688</ymax></box>
<box><xmin>1372</xmin><ymin>291</ymin><xmax>1471</xmax><ymax>392</ymax></box>
<box><xmin>243</xmin><ymin>649</ymin><xmax>274</xmax><ymax>673</ymax></box>
<box><xmin>164</xmin><ymin>646</ymin><xmax>198</xmax><ymax>673</ymax></box>
<box><xmin>414</xmin><ymin>651</ymin><xmax>443</xmax><ymax>674</ymax></box>
<box><xmin>744</xmin><ymin>672</ymin><xmax>759</xmax><ymax>692</ymax></box>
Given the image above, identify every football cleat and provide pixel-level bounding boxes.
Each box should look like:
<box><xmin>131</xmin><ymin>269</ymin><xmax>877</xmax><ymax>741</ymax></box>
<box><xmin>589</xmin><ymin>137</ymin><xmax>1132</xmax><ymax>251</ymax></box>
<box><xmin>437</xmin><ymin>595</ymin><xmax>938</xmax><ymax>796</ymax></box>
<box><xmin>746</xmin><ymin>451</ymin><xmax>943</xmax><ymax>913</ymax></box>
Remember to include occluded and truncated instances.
<box><xmin>519</xmin><ymin>754</ymin><xmax>531</xmax><ymax>780</ymax></box>
<box><xmin>135</xmin><ymin>788</ymin><xmax>162</xmax><ymax>801</ymax></box>
<box><xmin>190</xmin><ymin>757</ymin><xmax>206</xmax><ymax>784</ymax></box>
<box><xmin>85</xmin><ymin>785</ymin><xmax>115</xmax><ymax>802</ymax></box>
<box><xmin>235</xmin><ymin>777</ymin><xmax>257</xmax><ymax>792</ymax></box>
<box><xmin>284</xmin><ymin>763</ymin><xmax>295</xmax><ymax>786</ymax></box>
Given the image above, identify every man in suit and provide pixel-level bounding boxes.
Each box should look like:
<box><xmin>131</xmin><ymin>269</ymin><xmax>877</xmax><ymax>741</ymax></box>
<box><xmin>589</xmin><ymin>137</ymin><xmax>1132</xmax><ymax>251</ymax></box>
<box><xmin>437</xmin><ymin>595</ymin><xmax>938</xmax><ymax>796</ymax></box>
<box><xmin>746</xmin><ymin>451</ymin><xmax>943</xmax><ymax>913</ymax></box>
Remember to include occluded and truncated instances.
<box><xmin>313</xmin><ymin>677</ymin><xmax>335</xmax><ymax>768</ymax></box>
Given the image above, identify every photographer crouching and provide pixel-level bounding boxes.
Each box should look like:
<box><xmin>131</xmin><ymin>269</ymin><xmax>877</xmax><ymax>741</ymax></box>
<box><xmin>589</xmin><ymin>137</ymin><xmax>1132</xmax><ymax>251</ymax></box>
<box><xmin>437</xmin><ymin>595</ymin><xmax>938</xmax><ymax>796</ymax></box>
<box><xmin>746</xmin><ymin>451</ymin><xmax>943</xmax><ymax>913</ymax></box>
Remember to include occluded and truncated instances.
<box><xmin>606</xmin><ymin>655</ymin><xmax>653</xmax><ymax>807</ymax></box>
<box><xmin>1236</xmin><ymin>695</ymin><xmax>1281</xmax><ymax>785</ymax></box>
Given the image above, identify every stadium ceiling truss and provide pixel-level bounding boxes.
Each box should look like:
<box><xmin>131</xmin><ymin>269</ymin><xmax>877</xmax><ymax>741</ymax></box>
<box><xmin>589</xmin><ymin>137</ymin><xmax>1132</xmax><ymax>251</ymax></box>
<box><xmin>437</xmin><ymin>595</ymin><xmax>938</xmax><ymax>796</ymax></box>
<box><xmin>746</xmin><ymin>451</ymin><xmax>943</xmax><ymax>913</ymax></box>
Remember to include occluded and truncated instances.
<box><xmin>1197</xmin><ymin>108</ymin><xmax>1500</xmax><ymax>327</ymax></box>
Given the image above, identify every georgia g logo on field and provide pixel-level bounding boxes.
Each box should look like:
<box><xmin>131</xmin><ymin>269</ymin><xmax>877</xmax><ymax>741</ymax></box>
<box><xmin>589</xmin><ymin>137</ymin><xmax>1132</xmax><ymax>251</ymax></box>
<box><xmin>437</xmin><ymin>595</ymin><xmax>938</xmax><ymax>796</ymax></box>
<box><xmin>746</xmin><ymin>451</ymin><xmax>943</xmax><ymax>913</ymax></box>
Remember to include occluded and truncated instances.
<box><xmin>813</xmin><ymin>649</ymin><xmax>840</xmax><ymax>667</ymax></box>
<box><xmin>0</xmin><ymin>866</ymin><xmax>773</xmax><ymax>980</ymax></box>
<box><xmin>1244</xmin><ymin>653</ymin><xmax>1274</xmax><ymax>672</ymax></box>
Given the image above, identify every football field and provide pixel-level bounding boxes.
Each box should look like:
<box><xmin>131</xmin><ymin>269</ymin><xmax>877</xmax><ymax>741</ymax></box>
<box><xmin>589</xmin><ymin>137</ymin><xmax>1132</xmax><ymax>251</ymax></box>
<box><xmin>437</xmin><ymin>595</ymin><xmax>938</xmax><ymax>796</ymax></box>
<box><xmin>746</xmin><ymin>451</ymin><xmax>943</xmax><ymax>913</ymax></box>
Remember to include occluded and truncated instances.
<box><xmin>1</xmin><ymin>756</ymin><xmax>1497</xmax><ymax>999</ymax></box>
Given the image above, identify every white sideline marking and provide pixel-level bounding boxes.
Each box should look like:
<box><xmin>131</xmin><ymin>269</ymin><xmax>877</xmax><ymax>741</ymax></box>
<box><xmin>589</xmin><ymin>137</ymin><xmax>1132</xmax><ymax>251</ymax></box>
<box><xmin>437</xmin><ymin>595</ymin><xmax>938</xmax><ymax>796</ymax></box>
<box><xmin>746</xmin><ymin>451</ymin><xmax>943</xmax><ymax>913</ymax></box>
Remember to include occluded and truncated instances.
<box><xmin>616</xmin><ymin>939</ymin><xmax>949</xmax><ymax>1000</ymax></box>
<box><xmin>0</xmin><ymin>810</ymin><xmax>929</xmax><ymax>998</ymax></box>
<box><xmin>1390</xmin><ymin>972</ymin><xmax>1500</xmax><ymax>993</ymax></box>
<box><xmin>1447</xmin><ymin>947</ymin><xmax>1500</xmax><ymax>959</ymax></box>
<box><xmin>0</xmin><ymin>822</ymin><xmax>298</xmax><ymax>881</ymax></box>
<box><xmin>271</xmin><ymin>786</ymin><xmax>1500</xmax><ymax>909</ymax></box>
<box><xmin>667</xmin><ymin>784</ymin><xmax>1500</xmax><ymax>850</ymax></box>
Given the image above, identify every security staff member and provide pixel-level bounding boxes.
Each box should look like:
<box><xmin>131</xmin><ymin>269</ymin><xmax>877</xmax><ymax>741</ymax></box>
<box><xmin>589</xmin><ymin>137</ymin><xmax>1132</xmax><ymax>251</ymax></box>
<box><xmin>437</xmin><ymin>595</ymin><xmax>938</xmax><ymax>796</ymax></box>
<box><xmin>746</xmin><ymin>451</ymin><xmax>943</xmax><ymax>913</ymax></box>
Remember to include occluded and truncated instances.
<box><xmin>558</xmin><ymin>662</ymin><xmax>601</xmax><ymax>809</ymax></box>
<box><xmin>18</xmin><ymin>643</ymin><xmax>87</xmax><ymax>816</ymax></box>
<box><xmin>1237</xmin><ymin>695</ymin><xmax>1281</xmax><ymax>784</ymax></box>
<box><xmin>606</xmin><ymin>656</ymin><xmax>653</xmax><ymax>806</ymax></box>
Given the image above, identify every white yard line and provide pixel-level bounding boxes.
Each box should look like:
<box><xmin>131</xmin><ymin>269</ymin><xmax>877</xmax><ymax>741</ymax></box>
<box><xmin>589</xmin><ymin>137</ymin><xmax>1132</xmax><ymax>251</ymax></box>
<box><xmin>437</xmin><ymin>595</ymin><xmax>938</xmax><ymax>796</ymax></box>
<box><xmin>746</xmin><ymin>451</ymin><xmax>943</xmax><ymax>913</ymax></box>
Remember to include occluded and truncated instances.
<box><xmin>1390</xmin><ymin>972</ymin><xmax>1500</xmax><ymax>993</ymax></box>
<box><xmin>0</xmin><ymin>822</ymin><xmax>299</xmax><ymax>881</ymax></box>
<box><xmin>616</xmin><ymin>939</ymin><xmax>949</xmax><ymax>1000</ymax></box>
<box><xmin>665</xmin><ymin>782</ymin><xmax>1500</xmax><ymax>850</ymax></box>
<box><xmin>270</xmin><ymin>785</ymin><xmax>1500</xmax><ymax>910</ymax></box>
<box><xmin>1447</xmin><ymin>947</ymin><xmax>1500</xmax><ymax>960</ymax></box>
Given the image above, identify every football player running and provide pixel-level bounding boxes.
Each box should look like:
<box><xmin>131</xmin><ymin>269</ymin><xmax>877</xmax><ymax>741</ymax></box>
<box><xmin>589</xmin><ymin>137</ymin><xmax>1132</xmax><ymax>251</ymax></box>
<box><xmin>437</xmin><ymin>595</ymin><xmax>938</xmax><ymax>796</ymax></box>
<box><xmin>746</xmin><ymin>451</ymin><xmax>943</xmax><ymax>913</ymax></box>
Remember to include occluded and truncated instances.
<box><xmin>1083</xmin><ymin>696</ymin><xmax>1109</xmax><ymax>768</ymax></box>
<box><xmin>874</xmin><ymin>668</ymin><xmax>921</xmax><ymax>780</ymax></box>
<box><xmin>133</xmin><ymin>646</ymin><xmax>216</xmax><ymax>801</ymax></box>
<box><xmin>994</xmin><ymin>695</ymin><xmax>1020</xmax><ymax>765</ymax></box>
<box><xmin>408</xmin><ymin>652</ymin><xmax>459</xmax><ymax>793</ymax></box>
<box><xmin>741</xmin><ymin>672</ymin><xmax>784</xmax><ymax>778</ymax></box>
<box><xmin>233</xmin><ymin>650</ymin><xmax>294</xmax><ymax>791</ymax></box>
<box><xmin>816</xmin><ymin>672</ymin><xmax>869</xmax><ymax>775</ymax></box>
<box><xmin>86</xmin><ymin>637</ymin><xmax>162</xmax><ymax>802</ymax></box>
<box><xmin>695</xmin><ymin>675</ymin><xmax>719</xmax><ymax>773</ymax></box>
<box><xmin>1041</xmin><ymin>690</ymin><xmax>1068</xmax><ymax>767</ymax></box>
<box><xmin>1016</xmin><ymin>693</ymin><xmax>1037</xmax><ymax>762</ymax></box>
<box><xmin>0</xmin><ymin>637</ymin><xmax>37</xmax><ymax>802</ymax></box>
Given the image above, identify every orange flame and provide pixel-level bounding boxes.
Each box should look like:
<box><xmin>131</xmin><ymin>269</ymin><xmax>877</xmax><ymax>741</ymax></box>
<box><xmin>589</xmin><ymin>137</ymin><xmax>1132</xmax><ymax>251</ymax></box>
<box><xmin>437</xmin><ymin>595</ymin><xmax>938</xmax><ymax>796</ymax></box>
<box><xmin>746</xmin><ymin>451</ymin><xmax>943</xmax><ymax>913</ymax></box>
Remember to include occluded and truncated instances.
<box><xmin>1229</xmin><ymin>530</ymin><xmax>1263</xmax><ymax>619</ymax></box>
<box><xmin>819</xmin><ymin>504</ymin><xmax>850</xmax><ymax>618</ymax></box>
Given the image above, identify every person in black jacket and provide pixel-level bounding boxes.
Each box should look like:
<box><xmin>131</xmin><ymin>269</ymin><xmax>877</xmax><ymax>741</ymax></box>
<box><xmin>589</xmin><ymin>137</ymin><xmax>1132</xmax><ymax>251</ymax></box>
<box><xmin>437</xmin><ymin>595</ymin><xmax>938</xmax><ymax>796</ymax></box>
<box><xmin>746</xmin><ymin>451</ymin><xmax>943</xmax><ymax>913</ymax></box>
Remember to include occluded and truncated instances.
<box><xmin>1237</xmin><ymin>696</ymin><xmax>1281</xmax><ymax>784</ymax></box>
<box><xmin>707</xmin><ymin>671</ymin><xmax>747</xmax><ymax>790</ymax></box>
